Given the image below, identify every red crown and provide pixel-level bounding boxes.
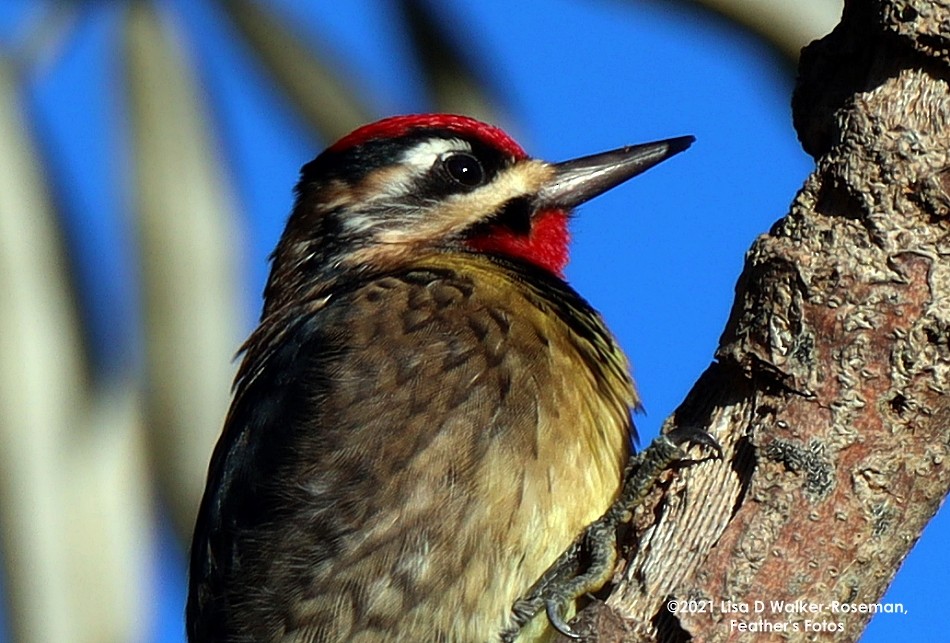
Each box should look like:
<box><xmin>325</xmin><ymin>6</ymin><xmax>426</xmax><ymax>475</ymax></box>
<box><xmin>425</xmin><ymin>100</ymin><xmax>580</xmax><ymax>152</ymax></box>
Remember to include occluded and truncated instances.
<box><xmin>329</xmin><ymin>114</ymin><xmax>527</xmax><ymax>159</ymax></box>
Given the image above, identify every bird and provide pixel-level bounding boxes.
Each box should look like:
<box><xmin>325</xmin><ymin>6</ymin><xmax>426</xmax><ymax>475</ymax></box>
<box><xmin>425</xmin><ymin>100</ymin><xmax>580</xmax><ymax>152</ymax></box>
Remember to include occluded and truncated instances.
<box><xmin>187</xmin><ymin>113</ymin><xmax>695</xmax><ymax>643</ymax></box>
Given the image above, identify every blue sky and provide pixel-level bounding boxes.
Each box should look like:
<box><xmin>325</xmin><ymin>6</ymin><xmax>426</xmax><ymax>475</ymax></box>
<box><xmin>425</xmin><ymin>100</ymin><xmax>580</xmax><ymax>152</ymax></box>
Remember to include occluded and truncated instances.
<box><xmin>0</xmin><ymin>1</ymin><xmax>946</xmax><ymax>641</ymax></box>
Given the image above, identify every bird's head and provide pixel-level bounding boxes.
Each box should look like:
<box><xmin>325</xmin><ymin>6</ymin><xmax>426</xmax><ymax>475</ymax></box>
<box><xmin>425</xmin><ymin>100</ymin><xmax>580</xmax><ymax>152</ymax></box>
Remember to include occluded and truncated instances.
<box><xmin>266</xmin><ymin>114</ymin><xmax>692</xmax><ymax>312</ymax></box>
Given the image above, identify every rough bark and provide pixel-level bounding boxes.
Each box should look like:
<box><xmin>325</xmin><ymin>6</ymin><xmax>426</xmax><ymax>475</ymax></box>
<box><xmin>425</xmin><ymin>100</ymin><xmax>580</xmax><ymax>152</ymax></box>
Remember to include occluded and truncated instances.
<box><xmin>571</xmin><ymin>0</ymin><xmax>950</xmax><ymax>640</ymax></box>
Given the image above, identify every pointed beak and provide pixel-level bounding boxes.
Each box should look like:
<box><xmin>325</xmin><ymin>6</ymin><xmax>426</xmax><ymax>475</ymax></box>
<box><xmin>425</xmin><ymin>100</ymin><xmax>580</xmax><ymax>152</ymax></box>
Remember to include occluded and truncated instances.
<box><xmin>535</xmin><ymin>136</ymin><xmax>695</xmax><ymax>210</ymax></box>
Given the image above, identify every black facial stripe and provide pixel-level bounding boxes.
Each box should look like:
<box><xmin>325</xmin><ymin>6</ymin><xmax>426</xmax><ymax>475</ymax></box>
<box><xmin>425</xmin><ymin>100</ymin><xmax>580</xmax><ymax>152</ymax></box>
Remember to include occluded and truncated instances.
<box><xmin>465</xmin><ymin>196</ymin><xmax>534</xmax><ymax>238</ymax></box>
<box><xmin>296</xmin><ymin>128</ymin><xmax>515</xmax><ymax>197</ymax></box>
<box><xmin>493</xmin><ymin>197</ymin><xmax>533</xmax><ymax>235</ymax></box>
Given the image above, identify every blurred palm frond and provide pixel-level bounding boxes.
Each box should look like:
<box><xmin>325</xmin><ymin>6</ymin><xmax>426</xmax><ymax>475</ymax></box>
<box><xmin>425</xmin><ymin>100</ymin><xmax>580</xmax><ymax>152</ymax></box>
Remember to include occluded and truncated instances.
<box><xmin>0</xmin><ymin>1</ymin><xmax>839</xmax><ymax>641</ymax></box>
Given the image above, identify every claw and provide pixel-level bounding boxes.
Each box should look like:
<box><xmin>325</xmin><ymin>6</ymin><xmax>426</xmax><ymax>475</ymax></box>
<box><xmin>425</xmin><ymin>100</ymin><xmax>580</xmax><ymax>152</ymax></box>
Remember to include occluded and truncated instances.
<box><xmin>507</xmin><ymin>427</ymin><xmax>719</xmax><ymax>641</ymax></box>
<box><xmin>665</xmin><ymin>425</ymin><xmax>723</xmax><ymax>460</ymax></box>
<box><xmin>545</xmin><ymin>599</ymin><xmax>582</xmax><ymax>639</ymax></box>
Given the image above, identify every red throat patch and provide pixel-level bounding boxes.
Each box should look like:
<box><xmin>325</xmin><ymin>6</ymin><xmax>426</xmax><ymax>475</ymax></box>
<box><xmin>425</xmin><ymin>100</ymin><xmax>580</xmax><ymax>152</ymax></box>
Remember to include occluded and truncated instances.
<box><xmin>467</xmin><ymin>209</ymin><xmax>571</xmax><ymax>277</ymax></box>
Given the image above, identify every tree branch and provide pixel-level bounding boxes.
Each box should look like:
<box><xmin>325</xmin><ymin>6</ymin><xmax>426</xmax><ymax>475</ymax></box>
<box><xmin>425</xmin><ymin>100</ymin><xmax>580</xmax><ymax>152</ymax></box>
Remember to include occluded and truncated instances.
<box><xmin>571</xmin><ymin>0</ymin><xmax>950</xmax><ymax>640</ymax></box>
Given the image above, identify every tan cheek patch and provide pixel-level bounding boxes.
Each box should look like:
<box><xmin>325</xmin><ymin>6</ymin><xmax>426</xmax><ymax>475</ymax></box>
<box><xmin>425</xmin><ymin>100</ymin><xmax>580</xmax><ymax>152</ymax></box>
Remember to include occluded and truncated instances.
<box><xmin>353</xmin><ymin>165</ymin><xmax>415</xmax><ymax>202</ymax></box>
<box><xmin>311</xmin><ymin>180</ymin><xmax>357</xmax><ymax>211</ymax></box>
<box><xmin>334</xmin><ymin>167</ymin><xmax>419</xmax><ymax>235</ymax></box>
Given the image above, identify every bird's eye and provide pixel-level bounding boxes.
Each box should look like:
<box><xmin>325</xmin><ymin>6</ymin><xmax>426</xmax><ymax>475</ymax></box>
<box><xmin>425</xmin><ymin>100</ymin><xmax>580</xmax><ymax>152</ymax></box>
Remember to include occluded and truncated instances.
<box><xmin>443</xmin><ymin>153</ymin><xmax>485</xmax><ymax>187</ymax></box>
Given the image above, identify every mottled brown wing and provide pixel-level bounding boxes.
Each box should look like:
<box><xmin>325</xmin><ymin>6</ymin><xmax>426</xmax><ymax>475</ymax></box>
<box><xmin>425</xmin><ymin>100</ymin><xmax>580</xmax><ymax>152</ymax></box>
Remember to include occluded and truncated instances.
<box><xmin>187</xmin><ymin>258</ymin><xmax>634</xmax><ymax>642</ymax></box>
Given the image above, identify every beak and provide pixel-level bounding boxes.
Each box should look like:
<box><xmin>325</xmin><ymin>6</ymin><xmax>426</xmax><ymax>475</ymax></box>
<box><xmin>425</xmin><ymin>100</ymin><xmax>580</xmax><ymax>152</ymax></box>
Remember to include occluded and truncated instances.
<box><xmin>535</xmin><ymin>136</ymin><xmax>695</xmax><ymax>210</ymax></box>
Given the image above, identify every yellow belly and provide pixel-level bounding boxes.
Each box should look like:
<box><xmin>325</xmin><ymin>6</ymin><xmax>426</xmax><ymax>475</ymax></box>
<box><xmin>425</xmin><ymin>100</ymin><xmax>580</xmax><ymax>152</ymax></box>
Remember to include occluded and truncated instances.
<box><xmin>336</xmin><ymin>254</ymin><xmax>637</xmax><ymax>642</ymax></box>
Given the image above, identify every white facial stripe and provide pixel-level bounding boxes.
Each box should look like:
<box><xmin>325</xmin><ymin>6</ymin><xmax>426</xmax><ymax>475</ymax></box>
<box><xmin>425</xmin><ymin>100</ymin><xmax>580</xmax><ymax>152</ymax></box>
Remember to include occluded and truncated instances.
<box><xmin>341</xmin><ymin>140</ymin><xmax>553</xmax><ymax>247</ymax></box>
<box><xmin>372</xmin><ymin>159</ymin><xmax>554</xmax><ymax>245</ymax></box>
<box><xmin>341</xmin><ymin>139</ymin><xmax>474</xmax><ymax>234</ymax></box>
<box><xmin>351</xmin><ymin>138</ymin><xmax>474</xmax><ymax>209</ymax></box>
<box><xmin>399</xmin><ymin>138</ymin><xmax>472</xmax><ymax>173</ymax></box>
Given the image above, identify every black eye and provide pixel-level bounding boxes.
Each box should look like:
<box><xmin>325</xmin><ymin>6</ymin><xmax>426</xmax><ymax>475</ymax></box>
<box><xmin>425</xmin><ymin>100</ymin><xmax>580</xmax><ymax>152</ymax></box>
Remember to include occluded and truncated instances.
<box><xmin>443</xmin><ymin>153</ymin><xmax>485</xmax><ymax>187</ymax></box>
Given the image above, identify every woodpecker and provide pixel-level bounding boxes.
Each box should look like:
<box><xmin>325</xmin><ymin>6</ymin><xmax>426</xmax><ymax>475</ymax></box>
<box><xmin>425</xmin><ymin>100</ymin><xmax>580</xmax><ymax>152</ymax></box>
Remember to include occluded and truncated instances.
<box><xmin>187</xmin><ymin>114</ymin><xmax>695</xmax><ymax>642</ymax></box>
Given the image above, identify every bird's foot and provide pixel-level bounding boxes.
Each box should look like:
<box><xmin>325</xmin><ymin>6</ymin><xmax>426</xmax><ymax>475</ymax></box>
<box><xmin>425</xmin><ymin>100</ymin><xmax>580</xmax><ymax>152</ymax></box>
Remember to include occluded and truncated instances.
<box><xmin>607</xmin><ymin>424</ymin><xmax>722</xmax><ymax>532</ymax></box>
<box><xmin>501</xmin><ymin>426</ymin><xmax>721</xmax><ymax>641</ymax></box>
<box><xmin>501</xmin><ymin>516</ymin><xmax>616</xmax><ymax>641</ymax></box>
